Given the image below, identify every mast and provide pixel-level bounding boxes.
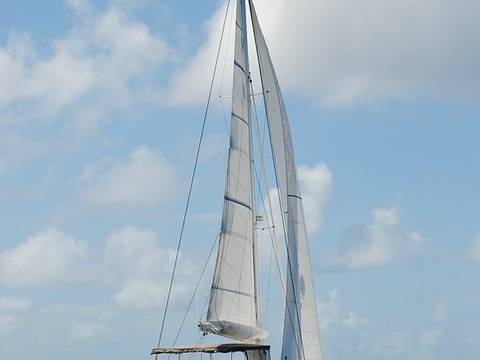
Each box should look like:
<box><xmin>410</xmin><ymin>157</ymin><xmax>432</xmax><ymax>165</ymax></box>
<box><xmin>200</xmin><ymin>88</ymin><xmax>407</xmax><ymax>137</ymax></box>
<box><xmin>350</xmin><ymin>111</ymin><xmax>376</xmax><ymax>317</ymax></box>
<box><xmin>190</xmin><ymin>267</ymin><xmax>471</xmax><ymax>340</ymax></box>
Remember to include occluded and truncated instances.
<box><xmin>245</xmin><ymin>0</ymin><xmax>262</xmax><ymax>334</ymax></box>
<box><xmin>199</xmin><ymin>0</ymin><xmax>266</xmax><ymax>343</ymax></box>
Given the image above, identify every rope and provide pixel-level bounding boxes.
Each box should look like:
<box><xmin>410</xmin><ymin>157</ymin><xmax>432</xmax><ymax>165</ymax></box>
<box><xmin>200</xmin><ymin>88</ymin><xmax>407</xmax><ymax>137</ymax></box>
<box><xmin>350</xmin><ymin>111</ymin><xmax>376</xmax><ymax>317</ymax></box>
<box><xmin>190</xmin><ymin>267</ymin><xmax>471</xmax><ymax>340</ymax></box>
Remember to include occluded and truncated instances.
<box><xmin>154</xmin><ymin>0</ymin><xmax>233</xmax><ymax>354</ymax></box>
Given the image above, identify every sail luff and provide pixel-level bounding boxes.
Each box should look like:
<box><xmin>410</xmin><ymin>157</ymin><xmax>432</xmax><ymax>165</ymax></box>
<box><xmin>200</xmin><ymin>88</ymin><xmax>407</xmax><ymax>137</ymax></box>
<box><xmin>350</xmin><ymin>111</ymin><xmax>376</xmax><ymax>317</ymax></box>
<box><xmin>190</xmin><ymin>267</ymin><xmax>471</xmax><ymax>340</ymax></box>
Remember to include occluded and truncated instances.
<box><xmin>248</xmin><ymin>1</ymin><xmax>323</xmax><ymax>360</ymax></box>
<box><xmin>201</xmin><ymin>0</ymin><xmax>266</xmax><ymax>343</ymax></box>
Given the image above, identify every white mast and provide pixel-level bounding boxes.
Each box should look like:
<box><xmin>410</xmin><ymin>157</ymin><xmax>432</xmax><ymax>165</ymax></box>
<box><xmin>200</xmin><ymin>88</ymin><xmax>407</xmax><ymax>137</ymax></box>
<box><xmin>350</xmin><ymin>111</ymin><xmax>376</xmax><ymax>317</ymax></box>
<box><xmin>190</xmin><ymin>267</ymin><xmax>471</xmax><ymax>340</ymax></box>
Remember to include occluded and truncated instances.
<box><xmin>199</xmin><ymin>0</ymin><xmax>266</xmax><ymax>343</ymax></box>
<box><xmin>248</xmin><ymin>1</ymin><xmax>323</xmax><ymax>360</ymax></box>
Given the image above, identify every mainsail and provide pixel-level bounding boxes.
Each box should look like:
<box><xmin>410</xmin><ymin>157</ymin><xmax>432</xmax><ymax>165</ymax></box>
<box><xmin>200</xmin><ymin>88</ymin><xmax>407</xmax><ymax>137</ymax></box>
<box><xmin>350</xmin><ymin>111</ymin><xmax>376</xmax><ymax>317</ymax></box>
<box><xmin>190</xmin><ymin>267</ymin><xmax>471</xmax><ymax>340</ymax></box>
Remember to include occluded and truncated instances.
<box><xmin>200</xmin><ymin>0</ymin><xmax>267</xmax><ymax>343</ymax></box>
<box><xmin>248</xmin><ymin>1</ymin><xmax>323</xmax><ymax>360</ymax></box>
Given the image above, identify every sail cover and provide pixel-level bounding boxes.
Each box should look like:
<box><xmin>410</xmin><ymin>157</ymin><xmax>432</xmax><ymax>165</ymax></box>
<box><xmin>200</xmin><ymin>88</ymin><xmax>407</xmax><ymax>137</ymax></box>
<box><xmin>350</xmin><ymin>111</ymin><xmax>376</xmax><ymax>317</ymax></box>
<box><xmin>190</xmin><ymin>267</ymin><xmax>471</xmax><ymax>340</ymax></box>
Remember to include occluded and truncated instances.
<box><xmin>202</xmin><ymin>0</ymin><xmax>266</xmax><ymax>343</ymax></box>
<box><xmin>249</xmin><ymin>1</ymin><xmax>323</xmax><ymax>360</ymax></box>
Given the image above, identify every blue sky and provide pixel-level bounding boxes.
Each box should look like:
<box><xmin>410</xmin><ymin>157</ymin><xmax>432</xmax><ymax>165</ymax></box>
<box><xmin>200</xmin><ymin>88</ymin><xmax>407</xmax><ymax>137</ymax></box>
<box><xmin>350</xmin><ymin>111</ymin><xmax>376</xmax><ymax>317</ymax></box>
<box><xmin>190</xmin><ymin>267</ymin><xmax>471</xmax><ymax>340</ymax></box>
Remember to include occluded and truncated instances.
<box><xmin>0</xmin><ymin>0</ymin><xmax>479</xmax><ymax>359</ymax></box>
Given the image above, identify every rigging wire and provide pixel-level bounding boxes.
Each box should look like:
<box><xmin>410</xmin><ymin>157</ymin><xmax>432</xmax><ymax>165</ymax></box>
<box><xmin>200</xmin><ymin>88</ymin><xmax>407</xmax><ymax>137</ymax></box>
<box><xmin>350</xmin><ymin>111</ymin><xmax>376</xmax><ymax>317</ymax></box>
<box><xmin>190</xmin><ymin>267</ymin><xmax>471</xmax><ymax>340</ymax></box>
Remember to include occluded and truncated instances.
<box><xmin>250</xmin><ymin>81</ymin><xmax>284</xmax><ymax>282</ymax></box>
<box><xmin>154</xmin><ymin>0</ymin><xmax>233</xmax><ymax>354</ymax></box>
<box><xmin>171</xmin><ymin>233</ymin><xmax>219</xmax><ymax>347</ymax></box>
<box><xmin>218</xmin><ymin>0</ymin><xmax>235</xmax><ymax>136</ymax></box>
<box><xmin>250</xmin><ymin>80</ymin><xmax>274</xmax><ymax>329</ymax></box>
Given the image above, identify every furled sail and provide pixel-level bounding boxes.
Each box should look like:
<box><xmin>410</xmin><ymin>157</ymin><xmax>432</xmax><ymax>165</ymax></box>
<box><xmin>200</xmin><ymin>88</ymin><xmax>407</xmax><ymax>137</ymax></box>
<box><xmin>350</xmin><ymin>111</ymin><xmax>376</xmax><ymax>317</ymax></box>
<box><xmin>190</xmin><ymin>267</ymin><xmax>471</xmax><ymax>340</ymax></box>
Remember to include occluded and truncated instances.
<box><xmin>200</xmin><ymin>0</ymin><xmax>266</xmax><ymax>343</ymax></box>
<box><xmin>248</xmin><ymin>1</ymin><xmax>322</xmax><ymax>360</ymax></box>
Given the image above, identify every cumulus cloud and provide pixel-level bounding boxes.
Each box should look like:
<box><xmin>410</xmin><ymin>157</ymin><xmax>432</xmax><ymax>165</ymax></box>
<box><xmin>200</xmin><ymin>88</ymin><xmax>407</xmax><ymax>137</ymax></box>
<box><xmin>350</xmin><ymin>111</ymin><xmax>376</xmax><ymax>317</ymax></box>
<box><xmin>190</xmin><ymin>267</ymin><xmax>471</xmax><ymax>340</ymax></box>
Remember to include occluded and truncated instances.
<box><xmin>104</xmin><ymin>226</ymin><xmax>191</xmax><ymax>309</ymax></box>
<box><xmin>0</xmin><ymin>1</ymin><xmax>172</xmax><ymax>131</ymax></box>
<box><xmin>341</xmin><ymin>311</ymin><xmax>369</xmax><ymax>331</ymax></box>
<box><xmin>0</xmin><ymin>229</ymin><xmax>89</xmax><ymax>286</ymax></box>
<box><xmin>418</xmin><ymin>301</ymin><xmax>448</xmax><ymax>349</ymax></box>
<box><xmin>298</xmin><ymin>163</ymin><xmax>333</xmax><ymax>233</ymax></box>
<box><xmin>317</xmin><ymin>289</ymin><xmax>341</xmax><ymax>334</ymax></box>
<box><xmin>165</xmin><ymin>1</ymin><xmax>233</xmax><ymax>106</ymax></box>
<box><xmin>317</xmin><ymin>289</ymin><xmax>368</xmax><ymax>337</ymax></box>
<box><xmin>321</xmin><ymin>207</ymin><xmax>425</xmax><ymax>271</ymax></box>
<box><xmin>0</xmin><ymin>130</ymin><xmax>45</xmax><ymax>174</ymax></box>
<box><xmin>169</xmin><ymin>0</ymin><xmax>480</xmax><ymax>106</ymax></box>
<box><xmin>0</xmin><ymin>0</ymin><xmax>174</xmax><ymax>176</ymax></box>
<box><xmin>0</xmin><ymin>224</ymin><xmax>194</xmax><ymax>309</ymax></box>
<box><xmin>80</xmin><ymin>147</ymin><xmax>175</xmax><ymax>208</ymax></box>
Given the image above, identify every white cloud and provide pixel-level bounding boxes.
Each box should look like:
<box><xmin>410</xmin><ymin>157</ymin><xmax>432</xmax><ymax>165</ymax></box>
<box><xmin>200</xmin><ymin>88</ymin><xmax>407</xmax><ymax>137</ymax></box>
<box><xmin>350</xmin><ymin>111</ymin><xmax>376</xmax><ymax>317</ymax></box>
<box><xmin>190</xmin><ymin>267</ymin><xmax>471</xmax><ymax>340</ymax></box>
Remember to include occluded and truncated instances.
<box><xmin>376</xmin><ymin>333</ymin><xmax>408</xmax><ymax>356</ymax></box>
<box><xmin>0</xmin><ymin>298</ymin><xmax>32</xmax><ymax>313</ymax></box>
<box><xmin>199</xmin><ymin>133</ymin><xmax>229</xmax><ymax>163</ymax></box>
<box><xmin>433</xmin><ymin>302</ymin><xmax>448</xmax><ymax>324</ymax></box>
<box><xmin>418</xmin><ymin>302</ymin><xmax>447</xmax><ymax>349</ymax></box>
<box><xmin>317</xmin><ymin>289</ymin><xmax>341</xmax><ymax>334</ymax></box>
<box><xmin>420</xmin><ymin>329</ymin><xmax>444</xmax><ymax>347</ymax></box>
<box><xmin>0</xmin><ymin>2</ymin><xmax>172</xmax><ymax>132</ymax></box>
<box><xmin>81</xmin><ymin>147</ymin><xmax>175</xmax><ymax>208</ymax></box>
<box><xmin>69</xmin><ymin>307</ymin><xmax>115</xmax><ymax>342</ymax></box>
<box><xmin>317</xmin><ymin>289</ymin><xmax>368</xmax><ymax>337</ymax></box>
<box><xmin>165</xmin><ymin>1</ymin><xmax>233</xmax><ymax>106</ymax></box>
<box><xmin>0</xmin><ymin>297</ymin><xmax>32</xmax><ymax>337</ymax></box>
<box><xmin>341</xmin><ymin>311</ymin><xmax>369</xmax><ymax>331</ymax></box>
<box><xmin>104</xmin><ymin>226</ymin><xmax>191</xmax><ymax>309</ymax></box>
<box><xmin>0</xmin><ymin>224</ymin><xmax>194</xmax><ymax>308</ymax></box>
<box><xmin>0</xmin><ymin>130</ymin><xmax>44</xmax><ymax>174</ymax></box>
<box><xmin>0</xmin><ymin>315</ymin><xmax>16</xmax><ymax>336</ymax></box>
<box><xmin>170</xmin><ymin>0</ymin><xmax>480</xmax><ymax>106</ymax></box>
<box><xmin>298</xmin><ymin>163</ymin><xmax>333</xmax><ymax>233</ymax></box>
<box><xmin>0</xmin><ymin>229</ymin><xmax>89</xmax><ymax>286</ymax></box>
<box><xmin>71</xmin><ymin>320</ymin><xmax>109</xmax><ymax>341</ymax></box>
<box><xmin>321</xmin><ymin>207</ymin><xmax>425</xmax><ymax>270</ymax></box>
<box><xmin>469</xmin><ymin>233</ymin><xmax>480</xmax><ymax>263</ymax></box>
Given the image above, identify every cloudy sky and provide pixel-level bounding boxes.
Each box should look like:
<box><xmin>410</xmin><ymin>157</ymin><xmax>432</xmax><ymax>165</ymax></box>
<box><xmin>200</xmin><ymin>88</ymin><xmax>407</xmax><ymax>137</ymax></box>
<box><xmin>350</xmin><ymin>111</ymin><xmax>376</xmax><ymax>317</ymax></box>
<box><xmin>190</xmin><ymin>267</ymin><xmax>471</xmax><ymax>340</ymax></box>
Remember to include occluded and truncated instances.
<box><xmin>0</xmin><ymin>0</ymin><xmax>479</xmax><ymax>359</ymax></box>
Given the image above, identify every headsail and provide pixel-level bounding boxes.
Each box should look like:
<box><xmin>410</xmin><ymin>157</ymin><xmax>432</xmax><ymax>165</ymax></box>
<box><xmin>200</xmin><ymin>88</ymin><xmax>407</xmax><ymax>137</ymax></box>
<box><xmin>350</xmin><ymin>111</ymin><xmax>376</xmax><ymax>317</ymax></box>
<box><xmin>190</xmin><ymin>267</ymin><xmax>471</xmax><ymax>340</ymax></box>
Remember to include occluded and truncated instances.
<box><xmin>248</xmin><ymin>1</ymin><xmax>323</xmax><ymax>360</ymax></box>
<box><xmin>200</xmin><ymin>0</ymin><xmax>266</xmax><ymax>343</ymax></box>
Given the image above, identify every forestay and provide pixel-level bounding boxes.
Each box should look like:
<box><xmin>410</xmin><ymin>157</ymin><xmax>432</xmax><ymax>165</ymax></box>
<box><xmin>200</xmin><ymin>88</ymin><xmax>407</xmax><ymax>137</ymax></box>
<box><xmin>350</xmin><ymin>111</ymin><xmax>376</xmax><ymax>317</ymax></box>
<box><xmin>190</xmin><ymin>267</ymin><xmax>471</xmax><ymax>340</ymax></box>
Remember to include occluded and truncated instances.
<box><xmin>248</xmin><ymin>1</ymin><xmax>323</xmax><ymax>360</ymax></box>
<box><xmin>200</xmin><ymin>0</ymin><xmax>266</xmax><ymax>343</ymax></box>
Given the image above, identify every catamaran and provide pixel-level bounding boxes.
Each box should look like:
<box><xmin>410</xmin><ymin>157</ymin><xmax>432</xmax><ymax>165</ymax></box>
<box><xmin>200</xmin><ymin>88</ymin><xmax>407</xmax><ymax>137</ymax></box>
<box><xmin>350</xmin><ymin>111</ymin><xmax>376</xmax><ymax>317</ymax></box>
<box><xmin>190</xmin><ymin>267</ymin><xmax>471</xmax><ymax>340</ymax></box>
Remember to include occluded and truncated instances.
<box><xmin>152</xmin><ymin>1</ymin><xmax>322</xmax><ymax>360</ymax></box>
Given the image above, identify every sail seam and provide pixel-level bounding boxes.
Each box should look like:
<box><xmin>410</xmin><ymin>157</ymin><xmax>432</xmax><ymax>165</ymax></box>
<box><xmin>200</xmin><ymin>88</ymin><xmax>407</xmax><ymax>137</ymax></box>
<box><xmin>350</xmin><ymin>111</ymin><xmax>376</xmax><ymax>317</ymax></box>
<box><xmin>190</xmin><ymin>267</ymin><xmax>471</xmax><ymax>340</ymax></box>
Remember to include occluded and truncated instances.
<box><xmin>221</xmin><ymin>229</ymin><xmax>251</xmax><ymax>241</ymax></box>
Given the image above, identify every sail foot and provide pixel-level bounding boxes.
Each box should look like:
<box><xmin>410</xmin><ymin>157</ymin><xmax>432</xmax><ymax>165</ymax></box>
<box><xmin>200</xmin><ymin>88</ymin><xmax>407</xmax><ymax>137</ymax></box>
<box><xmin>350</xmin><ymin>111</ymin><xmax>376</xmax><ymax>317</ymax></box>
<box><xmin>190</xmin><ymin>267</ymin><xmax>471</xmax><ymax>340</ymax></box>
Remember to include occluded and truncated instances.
<box><xmin>198</xmin><ymin>321</ymin><xmax>268</xmax><ymax>343</ymax></box>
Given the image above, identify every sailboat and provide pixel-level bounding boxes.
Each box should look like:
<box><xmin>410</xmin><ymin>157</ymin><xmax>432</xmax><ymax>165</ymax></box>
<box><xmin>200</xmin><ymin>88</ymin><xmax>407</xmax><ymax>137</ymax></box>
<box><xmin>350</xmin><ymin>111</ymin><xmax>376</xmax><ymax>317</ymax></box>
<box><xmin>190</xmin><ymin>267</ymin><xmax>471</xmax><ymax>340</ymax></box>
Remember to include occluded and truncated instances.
<box><xmin>152</xmin><ymin>1</ymin><xmax>322</xmax><ymax>360</ymax></box>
